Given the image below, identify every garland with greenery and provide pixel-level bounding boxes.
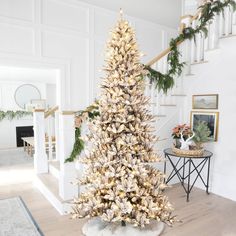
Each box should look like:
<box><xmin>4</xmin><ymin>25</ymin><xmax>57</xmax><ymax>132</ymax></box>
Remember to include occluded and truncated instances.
<box><xmin>65</xmin><ymin>127</ymin><xmax>84</xmax><ymax>163</ymax></box>
<box><xmin>66</xmin><ymin>0</ymin><xmax>236</xmax><ymax>162</ymax></box>
<box><xmin>145</xmin><ymin>0</ymin><xmax>236</xmax><ymax>93</ymax></box>
<box><xmin>65</xmin><ymin>101</ymin><xmax>99</xmax><ymax>163</ymax></box>
<box><xmin>0</xmin><ymin>110</ymin><xmax>32</xmax><ymax>121</ymax></box>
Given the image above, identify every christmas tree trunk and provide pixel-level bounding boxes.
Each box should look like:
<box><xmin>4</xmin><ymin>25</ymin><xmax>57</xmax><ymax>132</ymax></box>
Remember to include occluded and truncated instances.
<box><xmin>71</xmin><ymin>15</ymin><xmax>175</xmax><ymax>228</ymax></box>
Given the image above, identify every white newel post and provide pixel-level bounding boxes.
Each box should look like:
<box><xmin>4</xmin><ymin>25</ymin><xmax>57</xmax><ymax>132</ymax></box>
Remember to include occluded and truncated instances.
<box><xmin>33</xmin><ymin>110</ymin><xmax>48</xmax><ymax>174</ymax></box>
<box><xmin>58</xmin><ymin>112</ymin><xmax>78</xmax><ymax>200</ymax></box>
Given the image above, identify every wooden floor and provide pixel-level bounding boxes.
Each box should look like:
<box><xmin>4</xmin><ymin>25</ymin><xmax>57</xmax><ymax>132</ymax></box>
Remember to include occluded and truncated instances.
<box><xmin>1</xmin><ymin>149</ymin><xmax>236</xmax><ymax>235</ymax></box>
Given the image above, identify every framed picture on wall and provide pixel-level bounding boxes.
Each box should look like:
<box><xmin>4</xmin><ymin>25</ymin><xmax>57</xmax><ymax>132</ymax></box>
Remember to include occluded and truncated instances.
<box><xmin>192</xmin><ymin>94</ymin><xmax>219</xmax><ymax>109</ymax></box>
<box><xmin>190</xmin><ymin>111</ymin><xmax>219</xmax><ymax>141</ymax></box>
<box><xmin>31</xmin><ymin>99</ymin><xmax>46</xmax><ymax>110</ymax></box>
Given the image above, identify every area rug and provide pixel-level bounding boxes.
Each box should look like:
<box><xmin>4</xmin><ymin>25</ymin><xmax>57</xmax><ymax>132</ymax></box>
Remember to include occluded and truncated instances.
<box><xmin>0</xmin><ymin>196</ymin><xmax>44</xmax><ymax>236</ymax></box>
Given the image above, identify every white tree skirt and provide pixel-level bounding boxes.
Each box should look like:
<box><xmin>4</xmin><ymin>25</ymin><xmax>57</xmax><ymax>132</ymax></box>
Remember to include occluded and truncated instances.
<box><xmin>82</xmin><ymin>218</ymin><xmax>165</xmax><ymax>236</ymax></box>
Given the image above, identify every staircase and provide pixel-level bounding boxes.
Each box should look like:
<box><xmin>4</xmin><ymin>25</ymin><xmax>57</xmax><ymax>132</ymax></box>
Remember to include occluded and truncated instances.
<box><xmin>32</xmin><ymin>2</ymin><xmax>236</xmax><ymax>213</ymax></box>
<box><xmin>33</xmin><ymin>107</ymin><xmax>78</xmax><ymax>215</ymax></box>
<box><xmin>145</xmin><ymin>2</ymin><xmax>236</xmax><ymax>151</ymax></box>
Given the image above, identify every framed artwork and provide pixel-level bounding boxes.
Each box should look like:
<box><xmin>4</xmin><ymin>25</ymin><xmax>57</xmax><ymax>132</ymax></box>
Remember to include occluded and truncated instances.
<box><xmin>190</xmin><ymin>111</ymin><xmax>219</xmax><ymax>141</ymax></box>
<box><xmin>30</xmin><ymin>99</ymin><xmax>46</xmax><ymax>110</ymax></box>
<box><xmin>192</xmin><ymin>94</ymin><xmax>219</xmax><ymax>109</ymax></box>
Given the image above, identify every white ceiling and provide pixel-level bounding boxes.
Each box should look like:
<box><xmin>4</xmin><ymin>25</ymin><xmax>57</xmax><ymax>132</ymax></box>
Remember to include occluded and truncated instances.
<box><xmin>78</xmin><ymin>0</ymin><xmax>182</xmax><ymax>29</ymax></box>
<box><xmin>0</xmin><ymin>66</ymin><xmax>58</xmax><ymax>84</ymax></box>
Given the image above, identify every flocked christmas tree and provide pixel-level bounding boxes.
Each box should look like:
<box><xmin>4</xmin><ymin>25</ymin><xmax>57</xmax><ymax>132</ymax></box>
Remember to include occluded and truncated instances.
<box><xmin>71</xmin><ymin>13</ymin><xmax>175</xmax><ymax>228</ymax></box>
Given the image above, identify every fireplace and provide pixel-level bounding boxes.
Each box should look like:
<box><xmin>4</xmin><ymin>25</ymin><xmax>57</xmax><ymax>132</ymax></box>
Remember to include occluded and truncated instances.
<box><xmin>16</xmin><ymin>126</ymin><xmax>34</xmax><ymax>147</ymax></box>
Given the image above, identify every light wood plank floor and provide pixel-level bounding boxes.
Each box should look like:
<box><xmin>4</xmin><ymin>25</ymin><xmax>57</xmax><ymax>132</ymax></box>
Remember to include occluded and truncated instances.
<box><xmin>1</xmin><ymin>149</ymin><xmax>236</xmax><ymax>235</ymax></box>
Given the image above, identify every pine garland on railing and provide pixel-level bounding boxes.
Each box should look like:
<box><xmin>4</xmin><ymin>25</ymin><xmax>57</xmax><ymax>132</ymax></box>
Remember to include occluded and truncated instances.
<box><xmin>0</xmin><ymin>110</ymin><xmax>32</xmax><ymax>121</ymax></box>
<box><xmin>145</xmin><ymin>39</ymin><xmax>185</xmax><ymax>93</ymax></box>
<box><xmin>65</xmin><ymin>127</ymin><xmax>85</xmax><ymax>163</ymax></box>
<box><xmin>65</xmin><ymin>101</ymin><xmax>99</xmax><ymax>163</ymax></box>
<box><xmin>65</xmin><ymin>0</ymin><xmax>236</xmax><ymax>162</ymax></box>
<box><xmin>145</xmin><ymin>0</ymin><xmax>236</xmax><ymax>93</ymax></box>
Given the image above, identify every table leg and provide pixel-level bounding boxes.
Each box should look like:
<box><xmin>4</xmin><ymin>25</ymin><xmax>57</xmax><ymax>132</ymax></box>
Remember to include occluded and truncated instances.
<box><xmin>164</xmin><ymin>154</ymin><xmax>167</xmax><ymax>176</ymax></box>
<box><xmin>27</xmin><ymin>143</ymin><xmax>30</xmax><ymax>155</ymax></box>
<box><xmin>182</xmin><ymin>158</ymin><xmax>186</xmax><ymax>184</ymax></box>
<box><xmin>163</xmin><ymin>154</ymin><xmax>167</xmax><ymax>184</ymax></box>
<box><xmin>206</xmin><ymin>157</ymin><xmax>211</xmax><ymax>194</ymax></box>
<box><xmin>187</xmin><ymin>159</ymin><xmax>191</xmax><ymax>202</ymax></box>
<box><xmin>30</xmin><ymin>145</ymin><xmax>33</xmax><ymax>157</ymax></box>
<box><xmin>23</xmin><ymin>141</ymin><xmax>26</xmax><ymax>152</ymax></box>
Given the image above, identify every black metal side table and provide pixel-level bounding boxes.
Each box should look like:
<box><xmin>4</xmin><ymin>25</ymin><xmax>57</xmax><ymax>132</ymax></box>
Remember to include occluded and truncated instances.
<box><xmin>163</xmin><ymin>148</ymin><xmax>213</xmax><ymax>202</ymax></box>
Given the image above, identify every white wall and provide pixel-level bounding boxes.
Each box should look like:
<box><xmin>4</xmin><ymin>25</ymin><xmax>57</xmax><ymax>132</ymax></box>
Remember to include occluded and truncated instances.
<box><xmin>0</xmin><ymin>80</ymin><xmax>57</xmax><ymax>149</ymax></box>
<box><xmin>0</xmin><ymin>81</ymin><xmax>44</xmax><ymax>149</ymax></box>
<box><xmin>46</xmin><ymin>84</ymin><xmax>57</xmax><ymax>108</ymax></box>
<box><xmin>182</xmin><ymin>36</ymin><xmax>236</xmax><ymax>201</ymax></box>
<box><xmin>0</xmin><ymin>117</ymin><xmax>33</xmax><ymax>149</ymax></box>
<box><xmin>0</xmin><ymin>81</ymin><xmax>46</xmax><ymax>111</ymax></box>
<box><xmin>0</xmin><ymin>0</ymin><xmax>177</xmax><ymax>111</ymax></box>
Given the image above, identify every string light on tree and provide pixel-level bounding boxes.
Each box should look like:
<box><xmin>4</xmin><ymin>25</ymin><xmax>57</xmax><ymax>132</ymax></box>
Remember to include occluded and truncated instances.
<box><xmin>70</xmin><ymin>12</ymin><xmax>175</xmax><ymax>234</ymax></box>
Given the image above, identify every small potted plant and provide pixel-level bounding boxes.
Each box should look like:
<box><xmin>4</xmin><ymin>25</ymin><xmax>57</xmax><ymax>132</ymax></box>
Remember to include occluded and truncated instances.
<box><xmin>172</xmin><ymin>121</ymin><xmax>211</xmax><ymax>156</ymax></box>
<box><xmin>192</xmin><ymin>121</ymin><xmax>211</xmax><ymax>150</ymax></box>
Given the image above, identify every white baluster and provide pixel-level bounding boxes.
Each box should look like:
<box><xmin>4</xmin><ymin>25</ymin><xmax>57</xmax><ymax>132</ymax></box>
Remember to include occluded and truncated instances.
<box><xmin>33</xmin><ymin>110</ymin><xmax>48</xmax><ymax>174</ymax></box>
<box><xmin>54</xmin><ymin>110</ymin><xmax>60</xmax><ymax>161</ymax></box>
<box><xmin>47</xmin><ymin>116</ymin><xmax>53</xmax><ymax>160</ymax></box>
<box><xmin>191</xmin><ymin>20</ymin><xmax>197</xmax><ymax>63</ymax></box>
<box><xmin>199</xmin><ymin>32</ymin><xmax>205</xmax><ymax>61</ymax></box>
<box><xmin>224</xmin><ymin>7</ymin><xmax>230</xmax><ymax>36</ymax></box>
<box><xmin>158</xmin><ymin>92</ymin><xmax>165</xmax><ymax>115</ymax></box>
<box><xmin>228</xmin><ymin>6</ymin><xmax>233</xmax><ymax>35</ymax></box>
<box><xmin>144</xmin><ymin>78</ymin><xmax>149</xmax><ymax>97</ymax></box>
<box><xmin>205</xmin><ymin>23</ymin><xmax>211</xmax><ymax>51</ymax></box>
<box><xmin>211</xmin><ymin>15</ymin><xmax>220</xmax><ymax>49</ymax></box>
<box><xmin>233</xmin><ymin>11</ymin><xmax>236</xmax><ymax>25</ymax></box>
<box><xmin>219</xmin><ymin>11</ymin><xmax>225</xmax><ymax>36</ymax></box>
<box><xmin>163</xmin><ymin>55</ymin><xmax>168</xmax><ymax>74</ymax></box>
<box><xmin>154</xmin><ymin>91</ymin><xmax>159</xmax><ymax>115</ymax></box>
<box><xmin>185</xmin><ymin>39</ymin><xmax>192</xmax><ymax>75</ymax></box>
<box><xmin>151</xmin><ymin>86</ymin><xmax>155</xmax><ymax>114</ymax></box>
<box><xmin>157</xmin><ymin>59</ymin><xmax>163</xmax><ymax>73</ymax></box>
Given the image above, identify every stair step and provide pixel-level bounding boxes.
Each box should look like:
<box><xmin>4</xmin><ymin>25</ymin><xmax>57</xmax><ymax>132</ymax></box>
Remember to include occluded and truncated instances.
<box><xmin>205</xmin><ymin>48</ymin><xmax>220</xmax><ymax>52</ymax></box>
<box><xmin>191</xmin><ymin>60</ymin><xmax>208</xmax><ymax>66</ymax></box>
<box><xmin>37</xmin><ymin>173</ymin><xmax>62</xmax><ymax>200</ymax></box>
<box><xmin>171</xmin><ymin>94</ymin><xmax>187</xmax><ymax>97</ymax></box>
<box><xmin>48</xmin><ymin>160</ymin><xmax>60</xmax><ymax>179</ymax></box>
<box><xmin>159</xmin><ymin>104</ymin><xmax>177</xmax><ymax>107</ymax></box>
<box><xmin>155</xmin><ymin>114</ymin><xmax>167</xmax><ymax>118</ymax></box>
<box><xmin>35</xmin><ymin>173</ymin><xmax>70</xmax><ymax>215</ymax></box>
<box><xmin>185</xmin><ymin>73</ymin><xmax>195</xmax><ymax>76</ymax></box>
<box><xmin>219</xmin><ymin>34</ymin><xmax>236</xmax><ymax>39</ymax></box>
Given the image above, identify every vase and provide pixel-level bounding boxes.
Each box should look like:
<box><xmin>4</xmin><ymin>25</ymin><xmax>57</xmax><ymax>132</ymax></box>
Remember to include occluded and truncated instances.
<box><xmin>82</xmin><ymin>218</ymin><xmax>165</xmax><ymax>236</ymax></box>
<box><xmin>174</xmin><ymin>138</ymin><xmax>181</xmax><ymax>149</ymax></box>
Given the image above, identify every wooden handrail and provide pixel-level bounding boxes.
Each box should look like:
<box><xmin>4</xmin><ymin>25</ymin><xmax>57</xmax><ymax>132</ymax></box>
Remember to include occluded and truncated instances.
<box><xmin>44</xmin><ymin>105</ymin><xmax>59</xmax><ymax>118</ymax></box>
<box><xmin>146</xmin><ymin>9</ymin><xmax>201</xmax><ymax>67</ymax></box>
<box><xmin>146</xmin><ymin>40</ymin><xmax>184</xmax><ymax>66</ymax></box>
